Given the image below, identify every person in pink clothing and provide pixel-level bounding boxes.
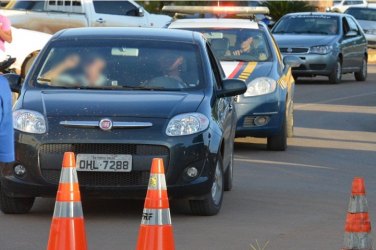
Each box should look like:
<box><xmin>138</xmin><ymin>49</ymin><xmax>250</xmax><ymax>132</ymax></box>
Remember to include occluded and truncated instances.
<box><xmin>0</xmin><ymin>15</ymin><xmax>12</xmax><ymax>52</ymax></box>
<box><xmin>0</xmin><ymin>15</ymin><xmax>12</xmax><ymax>63</ymax></box>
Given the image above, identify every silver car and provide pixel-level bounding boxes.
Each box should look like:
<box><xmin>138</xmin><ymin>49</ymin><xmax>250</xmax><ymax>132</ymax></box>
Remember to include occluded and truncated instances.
<box><xmin>272</xmin><ymin>12</ymin><xmax>368</xmax><ymax>84</ymax></box>
<box><xmin>345</xmin><ymin>6</ymin><xmax>376</xmax><ymax>48</ymax></box>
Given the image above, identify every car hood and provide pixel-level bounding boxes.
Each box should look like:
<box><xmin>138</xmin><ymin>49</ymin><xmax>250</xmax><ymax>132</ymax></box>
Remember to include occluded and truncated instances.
<box><xmin>273</xmin><ymin>34</ymin><xmax>337</xmax><ymax>47</ymax></box>
<box><xmin>357</xmin><ymin>20</ymin><xmax>376</xmax><ymax>30</ymax></box>
<box><xmin>22</xmin><ymin>90</ymin><xmax>204</xmax><ymax>118</ymax></box>
<box><xmin>221</xmin><ymin>61</ymin><xmax>273</xmax><ymax>83</ymax></box>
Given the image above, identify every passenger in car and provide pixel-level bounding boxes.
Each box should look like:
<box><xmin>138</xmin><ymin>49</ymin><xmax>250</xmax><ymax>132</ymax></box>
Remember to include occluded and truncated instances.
<box><xmin>146</xmin><ymin>53</ymin><xmax>187</xmax><ymax>89</ymax></box>
<box><xmin>41</xmin><ymin>53</ymin><xmax>108</xmax><ymax>87</ymax></box>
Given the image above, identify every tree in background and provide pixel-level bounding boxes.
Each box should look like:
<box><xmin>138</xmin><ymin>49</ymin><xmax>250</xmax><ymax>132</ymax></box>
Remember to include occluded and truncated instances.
<box><xmin>263</xmin><ymin>1</ymin><xmax>315</xmax><ymax>22</ymax></box>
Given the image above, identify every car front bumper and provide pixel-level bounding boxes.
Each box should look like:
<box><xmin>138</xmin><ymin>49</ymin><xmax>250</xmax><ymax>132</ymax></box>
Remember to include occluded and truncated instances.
<box><xmin>2</xmin><ymin>128</ymin><xmax>217</xmax><ymax>200</ymax></box>
<box><xmin>235</xmin><ymin>92</ymin><xmax>285</xmax><ymax>138</ymax></box>
<box><xmin>365</xmin><ymin>34</ymin><xmax>376</xmax><ymax>48</ymax></box>
<box><xmin>283</xmin><ymin>52</ymin><xmax>337</xmax><ymax>76</ymax></box>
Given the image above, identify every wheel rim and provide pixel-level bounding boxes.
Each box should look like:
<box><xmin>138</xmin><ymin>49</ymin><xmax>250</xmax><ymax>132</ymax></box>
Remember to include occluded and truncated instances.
<box><xmin>336</xmin><ymin>61</ymin><xmax>341</xmax><ymax>80</ymax></box>
<box><xmin>211</xmin><ymin>160</ymin><xmax>223</xmax><ymax>205</ymax></box>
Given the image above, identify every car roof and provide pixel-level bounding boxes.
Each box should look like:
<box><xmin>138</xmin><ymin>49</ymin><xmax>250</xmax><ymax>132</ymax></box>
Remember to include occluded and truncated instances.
<box><xmin>346</xmin><ymin>4</ymin><xmax>376</xmax><ymax>9</ymax></box>
<box><xmin>53</xmin><ymin>27</ymin><xmax>201</xmax><ymax>43</ymax></box>
<box><xmin>169</xmin><ymin>18</ymin><xmax>260</xmax><ymax>29</ymax></box>
<box><xmin>284</xmin><ymin>12</ymin><xmax>347</xmax><ymax>17</ymax></box>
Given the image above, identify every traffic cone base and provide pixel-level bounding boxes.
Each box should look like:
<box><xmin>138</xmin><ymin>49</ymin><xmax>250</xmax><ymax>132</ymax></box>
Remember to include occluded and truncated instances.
<box><xmin>137</xmin><ymin>225</ymin><xmax>175</xmax><ymax>250</ymax></box>
<box><xmin>48</xmin><ymin>218</ymin><xmax>87</xmax><ymax>250</ymax></box>
<box><xmin>343</xmin><ymin>232</ymin><xmax>372</xmax><ymax>250</ymax></box>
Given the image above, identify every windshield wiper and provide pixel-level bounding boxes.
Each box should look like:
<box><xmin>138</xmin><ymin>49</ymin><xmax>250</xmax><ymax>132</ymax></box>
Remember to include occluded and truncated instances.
<box><xmin>121</xmin><ymin>85</ymin><xmax>182</xmax><ymax>91</ymax></box>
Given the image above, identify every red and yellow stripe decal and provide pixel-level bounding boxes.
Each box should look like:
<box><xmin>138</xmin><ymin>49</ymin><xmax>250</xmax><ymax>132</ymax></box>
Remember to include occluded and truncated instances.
<box><xmin>228</xmin><ymin>62</ymin><xmax>258</xmax><ymax>81</ymax></box>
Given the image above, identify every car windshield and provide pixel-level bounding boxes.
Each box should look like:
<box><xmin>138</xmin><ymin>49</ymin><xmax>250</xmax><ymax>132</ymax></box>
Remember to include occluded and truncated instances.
<box><xmin>187</xmin><ymin>28</ymin><xmax>271</xmax><ymax>62</ymax></box>
<box><xmin>346</xmin><ymin>8</ymin><xmax>376</xmax><ymax>21</ymax></box>
<box><xmin>273</xmin><ymin>15</ymin><xmax>340</xmax><ymax>35</ymax></box>
<box><xmin>333</xmin><ymin>0</ymin><xmax>342</xmax><ymax>5</ymax></box>
<box><xmin>34</xmin><ymin>39</ymin><xmax>204</xmax><ymax>90</ymax></box>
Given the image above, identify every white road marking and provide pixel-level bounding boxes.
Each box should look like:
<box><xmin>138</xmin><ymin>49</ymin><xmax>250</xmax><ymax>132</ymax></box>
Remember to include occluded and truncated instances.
<box><xmin>235</xmin><ymin>158</ymin><xmax>334</xmax><ymax>170</ymax></box>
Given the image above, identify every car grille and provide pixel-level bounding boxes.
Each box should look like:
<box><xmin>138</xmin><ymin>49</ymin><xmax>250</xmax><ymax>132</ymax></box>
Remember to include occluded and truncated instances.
<box><xmin>41</xmin><ymin>170</ymin><xmax>150</xmax><ymax>186</ymax></box>
<box><xmin>39</xmin><ymin>144</ymin><xmax>168</xmax><ymax>187</ymax></box>
<box><xmin>39</xmin><ymin>144</ymin><xmax>169</xmax><ymax>155</ymax></box>
<box><xmin>280</xmin><ymin>47</ymin><xmax>309</xmax><ymax>54</ymax></box>
<box><xmin>309</xmin><ymin>64</ymin><xmax>326</xmax><ymax>70</ymax></box>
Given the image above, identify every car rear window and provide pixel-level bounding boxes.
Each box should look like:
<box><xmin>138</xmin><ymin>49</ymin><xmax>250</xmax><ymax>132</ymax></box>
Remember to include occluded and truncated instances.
<box><xmin>346</xmin><ymin>8</ymin><xmax>376</xmax><ymax>21</ymax></box>
<box><xmin>33</xmin><ymin>39</ymin><xmax>204</xmax><ymax>91</ymax></box>
<box><xmin>273</xmin><ymin>15</ymin><xmax>340</xmax><ymax>35</ymax></box>
<box><xmin>184</xmin><ymin>28</ymin><xmax>271</xmax><ymax>62</ymax></box>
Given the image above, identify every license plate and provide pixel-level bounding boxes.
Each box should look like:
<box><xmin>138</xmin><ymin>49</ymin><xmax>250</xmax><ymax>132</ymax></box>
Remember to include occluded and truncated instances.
<box><xmin>76</xmin><ymin>154</ymin><xmax>132</xmax><ymax>172</ymax></box>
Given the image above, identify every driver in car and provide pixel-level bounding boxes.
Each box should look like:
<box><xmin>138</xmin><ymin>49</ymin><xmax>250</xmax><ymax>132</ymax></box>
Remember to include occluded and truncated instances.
<box><xmin>41</xmin><ymin>53</ymin><xmax>108</xmax><ymax>87</ymax></box>
<box><xmin>230</xmin><ymin>36</ymin><xmax>254</xmax><ymax>56</ymax></box>
<box><xmin>146</xmin><ymin>53</ymin><xmax>186</xmax><ymax>89</ymax></box>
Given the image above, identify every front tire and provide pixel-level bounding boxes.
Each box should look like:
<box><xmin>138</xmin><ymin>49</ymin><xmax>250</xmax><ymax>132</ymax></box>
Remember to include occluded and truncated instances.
<box><xmin>328</xmin><ymin>59</ymin><xmax>342</xmax><ymax>84</ymax></box>
<box><xmin>0</xmin><ymin>187</ymin><xmax>35</xmax><ymax>214</ymax></box>
<box><xmin>354</xmin><ymin>57</ymin><xmax>367</xmax><ymax>81</ymax></box>
<box><xmin>267</xmin><ymin>111</ymin><xmax>287</xmax><ymax>151</ymax></box>
<box><xmin>189</xmin><ymin>154</ymin><xmax>224</xmax><ymax>216</ymax></box>
<box><xmin>286</xmin><ymin>100</ymin><xmax>294</xmax><ymax>138</ymax></box>
<box><xmin>224</xmin><ymin>150</ymin><xmax>233</xmax><ymax>191</ymax></box>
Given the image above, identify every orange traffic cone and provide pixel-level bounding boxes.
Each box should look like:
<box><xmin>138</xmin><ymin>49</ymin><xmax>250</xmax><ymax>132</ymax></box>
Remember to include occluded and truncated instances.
<box><xmin>342</xmin><ymin>177</ymin><xmax>372</xmax><ymax>250</ymax></box>
<box><xmin>47</xmin><ymin>152</ymin><xmax>88</xmax><ymax>250</ymax></box>
<box><xmin>136</xmin><ymin>158</ymin><xmax>175</xmax><ymax>250</ymax></box>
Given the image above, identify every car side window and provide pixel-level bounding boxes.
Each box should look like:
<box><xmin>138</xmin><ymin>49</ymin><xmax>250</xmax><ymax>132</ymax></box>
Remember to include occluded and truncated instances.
<box><xmin>48</xmin><ymin>0</ymin><xmax>83</xmax><ymax>13</ymax></box>
<box><xmin>342</xmin><ymin>17</ymin><xmax>351</xmax><ymax>35</ymax></box>
<box><xmin>346</xmin><ymin>17</ymin><xmax>360</xmax><ymax>34</ymax></box>
<box><xmin>206</xmin><ymin>44</ymin><xmax>223</xmax><ymax>90</ymax></box>
<box><xmin>93</xmin><ymin>0</ymin><xmax>139</xmax><ymax>16</ymax></box>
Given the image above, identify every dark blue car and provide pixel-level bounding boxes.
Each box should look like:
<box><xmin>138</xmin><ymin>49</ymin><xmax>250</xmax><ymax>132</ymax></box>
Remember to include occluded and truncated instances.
<box><xmin>2</xmin><ymin>28</ymin><xmax>246</xmax><ymax>216</ymax></box>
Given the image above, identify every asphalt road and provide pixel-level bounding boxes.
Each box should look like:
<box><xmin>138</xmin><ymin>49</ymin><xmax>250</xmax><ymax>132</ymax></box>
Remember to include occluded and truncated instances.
<box><xmin>1</xmin><ymin>66</ymin><xmax>376</xmax><ymax>250</ymax></box>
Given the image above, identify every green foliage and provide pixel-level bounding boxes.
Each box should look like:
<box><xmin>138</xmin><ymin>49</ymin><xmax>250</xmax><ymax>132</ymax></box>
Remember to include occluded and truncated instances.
<box><xmin>263</xmin><ymin>1</ymin><xmax>316</xmax><ymax>22</ymax></box>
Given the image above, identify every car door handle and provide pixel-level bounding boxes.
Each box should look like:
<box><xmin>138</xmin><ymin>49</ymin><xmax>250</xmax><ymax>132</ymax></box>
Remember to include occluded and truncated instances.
<box><xmin>229</xmin><ymin>104</ymin><xmax>233</xmax><ymax>111</ymax></box>
<box><xmin>96</xmin><ymin>18</ymin><xmax>106</xmax><ymax>24</ymax></box>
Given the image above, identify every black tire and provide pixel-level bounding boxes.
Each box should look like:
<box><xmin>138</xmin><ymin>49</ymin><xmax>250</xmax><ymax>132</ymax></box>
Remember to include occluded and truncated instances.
<box><xmin>354</xmin><ymin>57</ymin><xmax>367</xmax><ymax>81</ymax></box>
<box><xmin>189</xmin><ymin>154</ymin><xmax>224</xmax><ymax>216</ymax></box>
<box><xmin>328</xmin><ymin>58</ymin><xmax>342</xmax><ymax>84</ymax></box>
<box><xmin>267</xmin><ymin>112</ymin><xmax>287</xmax><ymax>151</ymax></box>
<box><xmin>224</xmin><ymin>150</ymin><xmax>233</xmax><ymax>191</ymax></box>
<box><xmin>0</xmin><ymin>187</ymin><xmax>34</xmax><ymax>214</ymax></box>
<box><xmin>287</xmin><ymin>100</ymin><xmax>294</xmax><ymax>138</ymax></box>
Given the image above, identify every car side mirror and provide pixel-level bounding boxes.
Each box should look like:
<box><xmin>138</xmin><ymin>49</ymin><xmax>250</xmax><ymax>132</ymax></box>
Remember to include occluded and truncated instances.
<box><xmin>138</xmin><ymin>7</ymin><xmax>144</xmax><ymax>17</ymax></box>
<box><xmin>3</xmin><ymin>73</ymin><xmax>21</xmax><ymax>93</ymax></box>
<box><xmin>283</xmin><ymin>55</ymin><xmax>302</xmax><ymax>68</ymax></box>
<box><xmin>217</xmin><ymin>79</ymin><xmax>247</xmax><ymax>98</ymax></box>
<box><xmin>346</xmin><ymin>30</ymin><xmax>358</xmax><ymax>37</ymax></box>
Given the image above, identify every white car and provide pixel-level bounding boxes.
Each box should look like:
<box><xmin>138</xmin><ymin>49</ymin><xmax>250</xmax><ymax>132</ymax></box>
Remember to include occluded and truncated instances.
<box><xmin>5</xmin><ymin>27</ymin><xmax>51</xmax><ymax>74</ymax></box>
<box><xmin>328</xmin><ymin>0</ymin><xmax>368</xmax><ymax>13</ymax></box>
<box><xmin>345</xmin><ymin>5</ymin><xmax>376</xmax><ymax>48</ymax></box>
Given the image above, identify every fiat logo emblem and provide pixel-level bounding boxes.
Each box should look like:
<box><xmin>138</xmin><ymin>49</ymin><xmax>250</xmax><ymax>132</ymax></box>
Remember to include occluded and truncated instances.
<box><xmin>287</xmin><ymin>48</ymin><xmax>293</xmax><ymax>53</ymax></box>
<box><xmin>99</xmin><ymin>118</ymin><xmax>112</xmax><ymax>131</ymax></box>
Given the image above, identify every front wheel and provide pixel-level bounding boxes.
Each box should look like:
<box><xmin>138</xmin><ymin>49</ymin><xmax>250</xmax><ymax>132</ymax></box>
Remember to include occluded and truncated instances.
<box><xmin>267</xmin><ymin>113</ymin><xmax>287</xmax><ymax>151</ymax></box>
<box><xmin>224</xmin><ymin>150</ymin><xmax>233</xmax><ymax>191</ymax></box>
<box><xmin>328</xmin><ymin>59</ymin><xmax>342</xmax><ymax>84</ymax></box>
<box><xmin>189</xmin><ymin>154</ymin><xmax>224</xmax><ymax>216</ymax></box>
<box><xmin>354</xmin><ymin>57</ymin><xmax>367</xmax><ymax>81</ymax></box>
<box><xmin>0</xmin><ymin>187</ymin><xmax>35</xmax><ymax>214</ymax></box>
<box><xmin>286</xmin><ymin>100</ymin><xmax>294</xmax><ymax>138</ymax></box>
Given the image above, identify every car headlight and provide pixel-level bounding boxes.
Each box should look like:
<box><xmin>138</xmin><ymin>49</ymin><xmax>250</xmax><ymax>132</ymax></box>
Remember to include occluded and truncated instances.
<box><xmin>166</xmin><ymin>113</ymin><xmax>209</xmax><ymax>136</ymax></box>
<box><xmin>244</xmin><ymin>77</ymin><xmax>277</xmax><ymax>97</ymax></box>
<box><xmin>365</xmin><ymin>29</ymin><xmax>376</xmax><ymax>35</ymax></box>
<box><xmin>310</xmin><ymin>45</ymin><xmax>333</xmax><ymax>54</ymax></box>
<box><xmin>13</xmin><ymin>109</ymin><xmax>46</xmax><ymax>134</ymax></box>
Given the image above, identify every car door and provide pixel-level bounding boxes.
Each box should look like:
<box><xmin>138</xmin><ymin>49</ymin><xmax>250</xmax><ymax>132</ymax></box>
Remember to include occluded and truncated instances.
<box><xmin>90</xmin><ymin>0</ymin><xmax>146</xmax><ymax>27</ymax></box>
<box><xmin>206</xmin><ymin>43</ymin><xmax>234</xmax><ymax>167</ymax></box>
<box><xmin>340</xmin><ymin>17</ymin><xmax>355</xmax><ymax>70</ymax></box>
<box><xmin>346</xmin><ymin>16</ymin><xmax>366</xmax><ymax>69</ymax></box>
